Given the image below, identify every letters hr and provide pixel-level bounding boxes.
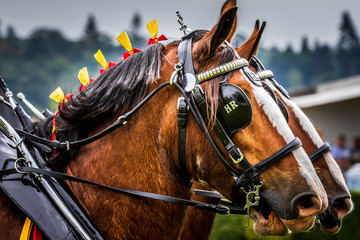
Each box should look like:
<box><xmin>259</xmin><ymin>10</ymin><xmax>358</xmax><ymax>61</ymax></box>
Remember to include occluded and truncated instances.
<box><xmin>224</xmin><ymin>101</ymin><xmax>239</xmax><ymax>114</ymax></box>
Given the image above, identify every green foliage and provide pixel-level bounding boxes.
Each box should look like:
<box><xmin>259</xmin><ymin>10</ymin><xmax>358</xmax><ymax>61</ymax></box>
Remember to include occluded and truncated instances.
<box><xmin>210</xmin><ymin>213</ymin><xmax>291</xmax><ymax>240</ymax></box>
<box><xmin>211</xmin><ymin>192</ymin><xmax>360</xmax><ymax>240</ymax></box>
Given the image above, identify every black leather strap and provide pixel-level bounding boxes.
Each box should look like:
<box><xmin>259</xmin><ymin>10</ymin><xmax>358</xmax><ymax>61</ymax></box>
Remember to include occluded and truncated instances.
<box><xmin>0</xmin><ymin>166</ymin><xmax>246</xmax><ymax>215</ymax></box>
<box><xmin>16</xmin><ymin>120</ymin><xmax>124</xmax><ymax>150</ymax></box>
<box><xmin>15</xmin><ymin>82</ymin><xmax>172</xmax><ymax>151</ymax></box>
<box><xmin>177</xmin><ymin>98</ymin><xmax>189</xmax><ymax>177</ymax></box>
<box><xmin>192</xmin><ymin>87</ymin><xmax>252</xmax><ymax>172</ymax></box>
<box><xmin>178</xmin><ymin>39</ymin><xmax>195</xmax><ymax>76</ymax></box>
<box><xmin>309</xmin><ymin>142</ymin><xmax>331</xmax><ymax>162</ymax></box>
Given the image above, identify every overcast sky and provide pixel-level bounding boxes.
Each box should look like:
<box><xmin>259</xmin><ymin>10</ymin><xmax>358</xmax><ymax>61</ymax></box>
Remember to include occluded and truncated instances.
<box><xmin>1</xmin><ymin>0</ymin><xmax>360</xmax><ymax>51</ymax></box>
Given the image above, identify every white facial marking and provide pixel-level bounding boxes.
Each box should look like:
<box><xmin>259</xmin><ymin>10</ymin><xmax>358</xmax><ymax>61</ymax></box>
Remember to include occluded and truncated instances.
<box><xmin>269</xmin><ymin>79</ymin><xmax>348</xmax><ymax>191</ymax></box>
<box><xmin>243</xmin><ymin>70</ymin><xmax>324</xmax><ymax>198</ymax></box>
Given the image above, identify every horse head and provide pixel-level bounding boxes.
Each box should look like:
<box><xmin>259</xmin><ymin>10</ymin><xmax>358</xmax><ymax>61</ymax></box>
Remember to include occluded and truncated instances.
<box><xmin>239</xmin><ymin>20</ymin><xmax>353</xmax><ymax>234</ymax></box>
<box><xmin>163</xmin><ymin>1</ymin><xmax>327</xmax><ymax>235</ymax></box>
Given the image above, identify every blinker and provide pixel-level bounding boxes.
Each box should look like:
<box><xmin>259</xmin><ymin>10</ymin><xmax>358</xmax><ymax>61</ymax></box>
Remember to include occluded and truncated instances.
<box><xmin>217</xmin><ymin>83</ymin><xmax>252</xmax><ymax>136</ymax></box>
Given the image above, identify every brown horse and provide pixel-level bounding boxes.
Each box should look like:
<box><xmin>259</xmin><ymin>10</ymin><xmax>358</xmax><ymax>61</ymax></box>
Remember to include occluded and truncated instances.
<box><xmin>180</xmin><ymin>14</ymin><xmax>352</xmax><ymax>240</ymax></box>
<box><xmin>0</xmin><ymin>1</ymin><xmax>327</xmax><ymax>239</ymax></box>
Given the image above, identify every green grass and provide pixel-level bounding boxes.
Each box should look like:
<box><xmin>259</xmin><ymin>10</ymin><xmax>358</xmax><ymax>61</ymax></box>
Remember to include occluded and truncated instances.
<box><xmin>210</xmin><ymin>192</ymin><xmax>360</xmax><ymax>240</ymax></box>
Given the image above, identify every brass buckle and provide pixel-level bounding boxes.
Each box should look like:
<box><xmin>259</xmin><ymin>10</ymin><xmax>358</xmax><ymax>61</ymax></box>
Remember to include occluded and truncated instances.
<box><xmin>241</xmin><ymin>181</ymin><xmax>263</xmax><ymax>228</ymax></box>
<box><xmin>230</xmin><ymin>148</ymin><xmax>244</xmax><ymax>164</ymax></box>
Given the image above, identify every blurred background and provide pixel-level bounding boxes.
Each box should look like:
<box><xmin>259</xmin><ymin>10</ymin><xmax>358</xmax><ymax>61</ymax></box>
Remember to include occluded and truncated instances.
<box><xmin>0</xmin><ymin>0</ymin><xmax>359</xmax><ymax>239</ymax></box>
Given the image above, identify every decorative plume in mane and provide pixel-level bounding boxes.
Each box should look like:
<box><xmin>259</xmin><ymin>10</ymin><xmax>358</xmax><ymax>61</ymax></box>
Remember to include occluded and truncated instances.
<box><xmin>60</xmin><ymin>43</ymin><xmax>163</xmax><ymax>126</ymax></box>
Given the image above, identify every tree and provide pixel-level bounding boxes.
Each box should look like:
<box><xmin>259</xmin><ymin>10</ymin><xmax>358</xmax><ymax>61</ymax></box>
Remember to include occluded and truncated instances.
<box><xmin>127</xmin><ymin>12</ymin><xmax>146</xmax><ymax>49</ymax></box>
<box><xmin>336</xmin><ymin>11</ymin><xmax>360</xmax><ymax>77</ymax></box>
<box><xmin>310</xmin><ymin>42</ymin><xmax>337</xmax><ymax>84</ymax></box>
<box><xmin>5</xmin><ymin>25</ymin><xmax>18</xmax><ymax>42</ymax></box>
<box><xmin>80</xmin><ymin>14</ymin><xmax>115</xmax><ymax>58</ymax></box>
<box><xmin>0</xmin><ymin>25</ymin><xmax>22</xmax><ymax>58</ymax></box>
<box><xmin>338</xmin><ymin>11</ymin><xmax>360</xmax><ymax>50</ymax></box>
<box><xmin>84</xmin><ymin>14</ymin><xmax>100</xmax><ymax>40</ymax></box>
<box><xmin>26</xmin><ymin>28</ymin><xmax>68</xmax><ymax>58</ymax></box>
<box><xmin>299</xmin><ymin>36</ymin><xmax>311</xmax><ymax>86</ymax></box>
<box><xmin>131</xmin><ymin>12</ymin><xmax>141</xmax><ymax>34</ymax></box>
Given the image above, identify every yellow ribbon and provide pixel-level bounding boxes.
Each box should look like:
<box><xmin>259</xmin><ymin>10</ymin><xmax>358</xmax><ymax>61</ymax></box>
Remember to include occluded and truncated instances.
<box><xmin>94</xmin><ymin>50</ymin><xmax>108</xmax><ymax>69</ymax></box>
<box><xmin>116</xmin><ymin>32</ymin><xmax>133</xmax><ymax>52</ymax></box>
<box><xmin>49</xmin><ymin>87</ymin><xmax>65</xmax><ymax>103</ymax></box>
<box><xmin>78</xmin><ymin>67</ymin><xmax>90</xmax><ymax>85</ymax></box>
<box><xmin>146</xmin><ymin>20</ymin><xmax>158</xmax><ymax>39</ymax></box>
<box><xmin>19</xmin><ymin>217</ymin><xmax>33</xmax><ymax>240</ymax></box>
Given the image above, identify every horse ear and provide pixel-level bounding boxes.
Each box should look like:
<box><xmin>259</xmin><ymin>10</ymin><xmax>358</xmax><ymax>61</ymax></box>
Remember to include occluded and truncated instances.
<box><xmin>220</xmin><ymin>0</ymin><xmax>237</xmax><ymax>42</ymax></box>
<box><xmin>236</xmin><ymin>21</ymin><xmax>266</xmax><ymax>62</ymax></box>
<box><xmin>253</xmin><ymin>19</ymin><xmax>260</xmax><ymax>32</ymax></box>
<box><xmin>194</xmin><ymin>7</ymin><xmax>238</xmax><ymax>56</ymax></box>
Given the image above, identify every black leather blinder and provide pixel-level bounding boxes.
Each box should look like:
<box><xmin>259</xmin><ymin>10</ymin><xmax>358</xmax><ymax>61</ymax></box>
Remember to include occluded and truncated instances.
<box><xmin>217</xmin><ymin>83</ymin><xmax>252</xmax><ymax>136</ymax></box>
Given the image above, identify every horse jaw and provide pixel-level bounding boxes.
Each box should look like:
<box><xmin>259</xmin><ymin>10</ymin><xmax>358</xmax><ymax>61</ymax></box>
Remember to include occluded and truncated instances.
<box><xmin>250</xmin><ymin>209</ymin><xmax>288</xmax><ymax>236</ymax></box>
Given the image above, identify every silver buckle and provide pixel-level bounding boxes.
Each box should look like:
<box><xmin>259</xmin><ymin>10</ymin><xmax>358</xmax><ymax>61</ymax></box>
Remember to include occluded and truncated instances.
<box><xmin>241</xmin><ymin>181</ymin><xmax>264</xmax><ymax>228</ymax></box>
<box><xmin>117</xmin><ymin>115</ymin><xmax>127</xmax><ymax>124</ymax></box>
<box><xmin>177</xmin><ymin>97</ymin><xmax>189</xmax><ymax>110</ymax></box>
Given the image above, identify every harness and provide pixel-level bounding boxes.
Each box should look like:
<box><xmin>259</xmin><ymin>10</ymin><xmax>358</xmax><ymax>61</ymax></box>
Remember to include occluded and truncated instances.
<box><xmin>0</xmin><ymin>34</ymin><xmax>308</xmax><ymax>237</ymax></box>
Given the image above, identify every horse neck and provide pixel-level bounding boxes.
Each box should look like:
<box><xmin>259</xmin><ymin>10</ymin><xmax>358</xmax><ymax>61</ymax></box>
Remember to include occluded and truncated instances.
<box><xmin>180</xmin><ymin>183</ymin><xmax>219</xmax><ymax>240</ymax></box>
<box><xmin>65</xmin><ymin>80</ymin><xmax>193</xmax><ymax>239</ymax></box>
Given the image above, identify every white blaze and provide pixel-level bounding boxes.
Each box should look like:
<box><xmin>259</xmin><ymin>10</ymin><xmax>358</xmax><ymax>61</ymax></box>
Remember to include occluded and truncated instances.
<box><xmin>244</xmin><ymin>71</ymin><xmax>324</xmax><ymax>198</ymax></box>
<box><xmin>273</xmin><ymin>82</ymin><xmax>348</xmax><ymax>191</ymax></box>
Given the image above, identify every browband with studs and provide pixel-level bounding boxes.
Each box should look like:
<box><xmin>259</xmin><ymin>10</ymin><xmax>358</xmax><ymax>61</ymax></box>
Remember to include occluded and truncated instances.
<box><xmin>256</xmin><ymin>70</ymin><xmax>274</xmax><ymax>80</ymax></box>
<box><xmin>196</xmin><ymin>59</ymin><xmax>248</xmax><ymax>83</ymax></box>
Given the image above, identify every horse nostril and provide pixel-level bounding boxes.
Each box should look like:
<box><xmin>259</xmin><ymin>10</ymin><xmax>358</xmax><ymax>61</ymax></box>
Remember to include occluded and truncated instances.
<box><xmin>332</xmin><ymin>196</ymin><xmax>353</xmax><ymax>218</ymax></box>
<box><xmin>291</xmin><ymin>192</ymin><xmax>322</xmax><ymax>217</ymax></box>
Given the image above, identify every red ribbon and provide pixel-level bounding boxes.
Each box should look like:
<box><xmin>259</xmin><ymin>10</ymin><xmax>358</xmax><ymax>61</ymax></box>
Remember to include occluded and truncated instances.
<box><xmin>33</xmin><ymin>225</ymin><xmax>43</xmax><ymax>240</ymax></box>
<box><xmin>58</xmin><ymin>94</ymin><xmax>73</xmax><ymax>109</ymax></box>
<box><xmin>123</xmin><ymin>48</ymin><xmax>141</xmax><ymax>60</ymax></box>
<box><xmin>99</xmin><ymin>61</ymin><xmax>117</xmax><ymax>74</ymax></box>
<box><xmin>148</xmin><ymin>34</ymin><xmax>168</xmax><ymax>45</ymax></box>
<box><xmin>79</xmin><ymin>78</ymin><xmax>95</xmax><ymax>91</ymax></box>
